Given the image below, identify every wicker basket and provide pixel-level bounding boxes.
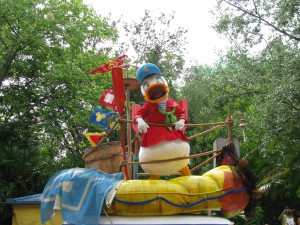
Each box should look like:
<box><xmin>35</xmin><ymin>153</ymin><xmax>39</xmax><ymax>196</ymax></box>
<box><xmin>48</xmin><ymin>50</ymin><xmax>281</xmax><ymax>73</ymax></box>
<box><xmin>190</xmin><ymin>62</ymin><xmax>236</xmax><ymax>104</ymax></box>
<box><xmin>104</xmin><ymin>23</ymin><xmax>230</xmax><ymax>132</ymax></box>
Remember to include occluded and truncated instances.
<box><xmin>83</xmin><ymin>141</ymin><xmax>124</xmax><ymax>174</ymax></box>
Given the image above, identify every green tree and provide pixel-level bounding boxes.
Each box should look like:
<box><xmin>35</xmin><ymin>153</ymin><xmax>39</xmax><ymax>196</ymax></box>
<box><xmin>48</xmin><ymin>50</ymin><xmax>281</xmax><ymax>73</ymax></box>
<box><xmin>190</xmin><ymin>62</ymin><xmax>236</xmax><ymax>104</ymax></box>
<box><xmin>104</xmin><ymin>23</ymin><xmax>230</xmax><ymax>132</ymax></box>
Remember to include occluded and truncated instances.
<box><xmin>213</xmin><ymin>0</ymin><xmax>300</xmax><ymax>48</ymax></box>
<box><xmin>181</xmin><ymin>41</ymin><xmax>300</xmax><ymax>225</ymax></box>
<box><xmin>188</xmin><ymin>0</ymin><xmax>300</xmax><ymax>224</ymax></box>
<box><xmin>0</xmin><ymin>0</ymin><xmax>119</xmax><ymax>222</ymax></box>
<box><xmin>0</xmin><ymin>2</ymin><xmax>192</xmax><ymax>223</ymax></box>
<box><xmin>123</xmin><ymin>10</ymin><xmax>187</xmax><ymax>87</ymax></box>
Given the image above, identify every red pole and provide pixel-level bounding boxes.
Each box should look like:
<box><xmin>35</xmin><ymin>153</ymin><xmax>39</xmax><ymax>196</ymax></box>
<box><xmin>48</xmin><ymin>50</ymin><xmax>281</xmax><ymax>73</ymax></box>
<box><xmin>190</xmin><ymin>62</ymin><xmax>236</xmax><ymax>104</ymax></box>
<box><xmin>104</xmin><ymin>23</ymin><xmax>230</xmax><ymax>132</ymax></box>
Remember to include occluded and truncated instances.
<box><xmin>111</xmin><ymin>67</ymin><xmax>129</xmax><ymax>179</ymax></box>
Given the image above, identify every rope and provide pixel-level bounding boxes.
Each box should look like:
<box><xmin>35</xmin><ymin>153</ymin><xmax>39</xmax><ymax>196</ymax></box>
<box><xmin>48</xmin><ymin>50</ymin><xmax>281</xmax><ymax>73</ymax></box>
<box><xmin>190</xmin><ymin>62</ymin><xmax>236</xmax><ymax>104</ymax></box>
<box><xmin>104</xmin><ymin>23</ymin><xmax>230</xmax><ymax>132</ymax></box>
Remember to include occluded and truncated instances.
<box><xmin>188</xmin><ymin>125</ymin><xmax>225</xmax><ymax>140</ymax></box>
<box><xmin>190</xmin><ymin>151</ymin><xmax>222</xmax><ymax>172</ymax></box>
<box><xmin>119</xmin><ymin>118</ymin><xmax>229</xmax><ymax>128</ymax></box>
<box><xmin>121</xmin><ymin>148</ymin><xmax>222</xmax><ymax>166</ymax></box>
<box><xmin>94</xmin><ymin>117</ymin><xmax>121</xmax><ymax>148</ymax></box>
<box><xmin>102</xmin><ymin>209</ymin><xmax>114</xmax><ymax>225</ymax></box>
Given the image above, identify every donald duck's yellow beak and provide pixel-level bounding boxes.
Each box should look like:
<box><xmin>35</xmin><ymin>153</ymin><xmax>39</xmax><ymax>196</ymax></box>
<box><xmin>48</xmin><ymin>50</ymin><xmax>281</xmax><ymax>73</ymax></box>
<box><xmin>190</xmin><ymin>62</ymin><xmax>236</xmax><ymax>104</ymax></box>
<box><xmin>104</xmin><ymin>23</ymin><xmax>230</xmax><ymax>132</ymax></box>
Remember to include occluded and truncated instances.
<box><xmin>144</xmin><ymin>83</ymin><xmax>169</xmax><ymax>103</ymax></box>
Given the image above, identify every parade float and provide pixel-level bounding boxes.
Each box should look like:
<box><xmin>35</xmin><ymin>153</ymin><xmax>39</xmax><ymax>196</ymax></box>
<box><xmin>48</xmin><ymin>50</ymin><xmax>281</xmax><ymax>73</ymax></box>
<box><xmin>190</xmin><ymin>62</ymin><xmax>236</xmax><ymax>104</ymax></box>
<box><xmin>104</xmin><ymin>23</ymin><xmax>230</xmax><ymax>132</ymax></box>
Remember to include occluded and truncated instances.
<box><xmin>7</xmin><ymin>56</ymin><xmax>261</xmax><ymax>225</ymax></box>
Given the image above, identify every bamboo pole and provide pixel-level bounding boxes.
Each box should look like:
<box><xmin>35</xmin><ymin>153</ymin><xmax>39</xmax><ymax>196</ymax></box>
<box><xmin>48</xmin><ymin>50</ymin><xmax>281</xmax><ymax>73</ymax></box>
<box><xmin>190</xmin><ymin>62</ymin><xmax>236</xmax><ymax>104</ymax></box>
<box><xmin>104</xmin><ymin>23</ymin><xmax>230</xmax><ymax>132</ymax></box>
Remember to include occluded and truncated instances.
<box><xmin>227</xmin><ymin>104</ymin><xmax>233</xmax><ymax>143</ymax></box>
<box><xmin>119</xmin><ymin>118</ymin><xmax>228</xmax><ymax>128</ymax></box>
<box><xmin>190</xmin><ymin>151</ymin><xmax>222</xmax><ymax>172</ymax></box>
<box><xmin>187</xmin><ymin>124</ymin><xmax>225</xmax><ymax>140</ymax></box>
<box><xmin>120</xmin><ymin>148</ymin><xmax>222</xmax><ymax>166</ymax></box>
<box><xmin>125</xmin><ymin>67</ymin><xmax>132</xmax><ymax>179</ymax></box>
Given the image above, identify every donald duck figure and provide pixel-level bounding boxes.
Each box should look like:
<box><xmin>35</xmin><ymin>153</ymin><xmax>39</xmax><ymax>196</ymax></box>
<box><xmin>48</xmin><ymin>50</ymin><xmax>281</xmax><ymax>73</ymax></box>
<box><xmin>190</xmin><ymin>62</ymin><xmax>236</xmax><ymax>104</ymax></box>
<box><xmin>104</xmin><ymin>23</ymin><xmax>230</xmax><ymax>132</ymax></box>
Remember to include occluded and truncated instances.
<box><xmin>134</xmin><ymin>63</ymin><xmax>192</xmax><ymax>180</ymax></box>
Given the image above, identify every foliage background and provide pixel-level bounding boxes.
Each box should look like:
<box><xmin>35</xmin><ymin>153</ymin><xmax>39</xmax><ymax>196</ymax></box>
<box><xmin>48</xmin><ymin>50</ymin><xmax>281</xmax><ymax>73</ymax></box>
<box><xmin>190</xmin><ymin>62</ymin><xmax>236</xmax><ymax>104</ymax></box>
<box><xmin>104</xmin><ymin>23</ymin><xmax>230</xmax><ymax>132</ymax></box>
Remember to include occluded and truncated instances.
<box><xmin>1</xmin><ymin>0</ymin><xmax>299</xmax><ymax>225</ymax></box>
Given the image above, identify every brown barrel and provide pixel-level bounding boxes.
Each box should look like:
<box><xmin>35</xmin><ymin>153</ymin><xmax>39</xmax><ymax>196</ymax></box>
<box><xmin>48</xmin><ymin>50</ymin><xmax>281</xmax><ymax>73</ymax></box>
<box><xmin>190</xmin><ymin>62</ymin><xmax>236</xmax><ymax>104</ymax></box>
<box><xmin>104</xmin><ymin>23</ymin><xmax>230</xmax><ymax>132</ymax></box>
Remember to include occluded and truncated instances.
<box><xmin>83</xmin><ymin>141</ymin><xmax>124</xmax><ymax>174</ymax></box>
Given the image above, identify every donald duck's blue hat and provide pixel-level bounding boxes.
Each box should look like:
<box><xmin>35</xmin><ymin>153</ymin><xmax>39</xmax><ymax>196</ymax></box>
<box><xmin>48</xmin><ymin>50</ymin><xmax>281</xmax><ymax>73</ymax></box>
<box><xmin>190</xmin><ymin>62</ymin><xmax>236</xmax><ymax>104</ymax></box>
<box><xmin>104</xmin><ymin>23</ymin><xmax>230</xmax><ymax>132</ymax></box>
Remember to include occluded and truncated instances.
<box><xmin>136</xmin><ymin>63</ymin><xmax>162</xmax><ymax>84</ymax></box>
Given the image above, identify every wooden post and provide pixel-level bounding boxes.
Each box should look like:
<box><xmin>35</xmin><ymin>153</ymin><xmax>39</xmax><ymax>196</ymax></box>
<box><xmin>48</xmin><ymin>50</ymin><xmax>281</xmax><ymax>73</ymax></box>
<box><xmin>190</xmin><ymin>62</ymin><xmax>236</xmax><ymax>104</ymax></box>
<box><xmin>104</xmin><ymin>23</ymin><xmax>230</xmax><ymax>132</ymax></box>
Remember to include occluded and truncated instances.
<box><xmin>125</xmin><ymin>67</ymin><xmax>132</xmax><ymax>179</ymax></box>
<box><xmin>227</xmin><ymin>104</ymin><xmax>232</xmax><ymax>143</ymax></box>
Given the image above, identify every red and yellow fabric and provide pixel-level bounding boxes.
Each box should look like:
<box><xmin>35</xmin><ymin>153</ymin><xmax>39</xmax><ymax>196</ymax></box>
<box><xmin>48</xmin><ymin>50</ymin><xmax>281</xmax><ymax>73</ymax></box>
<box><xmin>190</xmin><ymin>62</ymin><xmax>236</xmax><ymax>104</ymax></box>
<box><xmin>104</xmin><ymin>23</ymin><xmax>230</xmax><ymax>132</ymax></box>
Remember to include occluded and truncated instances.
<box><xmin>83</xmin><ymin>132</ymin><xmax>106</xmax><ymax>147</ymax></box>
<box><xmin>89</xmin><ymin>55</ymin><xmax>127</xmax><ymax>74</ymax></box>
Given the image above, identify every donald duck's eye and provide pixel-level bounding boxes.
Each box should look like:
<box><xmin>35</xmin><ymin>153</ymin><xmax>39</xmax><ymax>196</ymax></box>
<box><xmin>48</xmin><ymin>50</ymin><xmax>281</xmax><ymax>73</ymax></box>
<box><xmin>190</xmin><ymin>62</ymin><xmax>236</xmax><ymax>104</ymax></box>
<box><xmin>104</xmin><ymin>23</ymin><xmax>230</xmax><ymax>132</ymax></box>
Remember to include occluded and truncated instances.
<box><xmin>143</xmin><ymin>81</ymin><xmax>150</xmax><ymax>90</ymax></box>
<box><xmin>156</xmin><ymin>77</ymin><xmax>163</xmax><ymax>83</ymax></box>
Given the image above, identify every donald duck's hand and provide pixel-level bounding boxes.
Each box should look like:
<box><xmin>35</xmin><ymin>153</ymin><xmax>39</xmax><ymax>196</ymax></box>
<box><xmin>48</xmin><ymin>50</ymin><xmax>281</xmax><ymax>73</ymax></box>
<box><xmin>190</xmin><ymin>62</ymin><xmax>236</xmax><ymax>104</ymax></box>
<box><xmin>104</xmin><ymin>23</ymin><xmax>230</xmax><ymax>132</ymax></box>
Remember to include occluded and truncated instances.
<box><xmin>136</xmin><ymin>118</ymin><xmax>149</xmax><ymax>133</ymax></box>
<box><xmin>173</xmin><ymin>119</ymin><xmax>185</xmax><ymax>130</ymax></box>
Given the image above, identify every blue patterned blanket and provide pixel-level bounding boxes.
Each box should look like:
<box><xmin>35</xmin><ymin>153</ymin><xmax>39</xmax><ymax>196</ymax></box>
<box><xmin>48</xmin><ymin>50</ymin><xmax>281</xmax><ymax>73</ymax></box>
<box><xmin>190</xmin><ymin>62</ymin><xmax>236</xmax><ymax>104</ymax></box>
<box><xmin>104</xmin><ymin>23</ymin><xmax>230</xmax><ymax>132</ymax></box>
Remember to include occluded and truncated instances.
<box><xmin>40</xmin><ymin>168</ymin><xmax>123</xmax><ymax>225</ymax></box>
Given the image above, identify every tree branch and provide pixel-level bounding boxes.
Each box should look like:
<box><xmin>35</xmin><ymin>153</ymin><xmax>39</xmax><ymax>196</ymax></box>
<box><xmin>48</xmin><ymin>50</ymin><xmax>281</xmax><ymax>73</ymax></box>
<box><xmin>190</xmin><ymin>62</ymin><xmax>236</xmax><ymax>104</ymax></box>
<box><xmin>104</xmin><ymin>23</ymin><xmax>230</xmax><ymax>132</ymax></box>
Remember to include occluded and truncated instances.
<box><xmin>223</xmin><ymin>0</ymin><xmax>300</xmax><ymax>41</ymax></box>
<box><xmin>0</xmin><ymin>46</ymin><xmax>21</xmax><ymax>88</ymax></box>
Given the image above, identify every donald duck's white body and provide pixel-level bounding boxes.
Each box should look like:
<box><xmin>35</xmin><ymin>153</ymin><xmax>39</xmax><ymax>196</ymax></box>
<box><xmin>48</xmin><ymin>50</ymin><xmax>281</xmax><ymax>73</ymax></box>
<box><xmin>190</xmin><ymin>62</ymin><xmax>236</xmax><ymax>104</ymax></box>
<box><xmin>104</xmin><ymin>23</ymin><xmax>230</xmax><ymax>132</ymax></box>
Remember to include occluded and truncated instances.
<box><xmin>139</xmin><ymin>139</ymin><xmax>190</xmax><ymax>176</ymax></box>
<box><xmin>134</xmin><ymin>63</ymin><xmax>191</xmax><ymax>179</ymax></box>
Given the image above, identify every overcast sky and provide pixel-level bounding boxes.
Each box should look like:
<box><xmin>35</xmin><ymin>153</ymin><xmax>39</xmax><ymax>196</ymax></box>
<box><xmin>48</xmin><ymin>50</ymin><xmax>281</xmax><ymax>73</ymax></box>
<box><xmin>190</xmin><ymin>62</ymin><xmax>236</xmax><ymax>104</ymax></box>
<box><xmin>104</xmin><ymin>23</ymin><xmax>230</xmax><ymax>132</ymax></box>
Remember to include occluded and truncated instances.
<box><xmin>83</xmin><ymin>0</ymin><xmax>230</xmax><ymax>66</ymax></box>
